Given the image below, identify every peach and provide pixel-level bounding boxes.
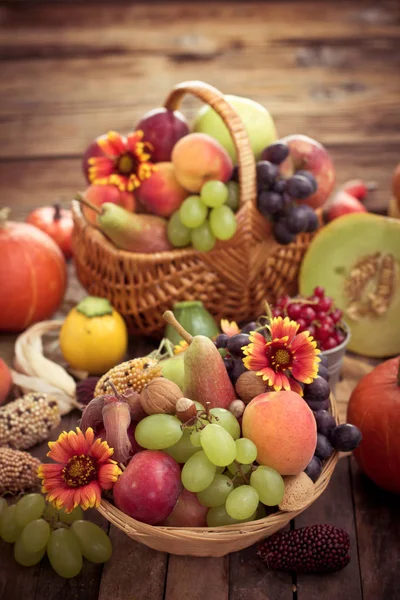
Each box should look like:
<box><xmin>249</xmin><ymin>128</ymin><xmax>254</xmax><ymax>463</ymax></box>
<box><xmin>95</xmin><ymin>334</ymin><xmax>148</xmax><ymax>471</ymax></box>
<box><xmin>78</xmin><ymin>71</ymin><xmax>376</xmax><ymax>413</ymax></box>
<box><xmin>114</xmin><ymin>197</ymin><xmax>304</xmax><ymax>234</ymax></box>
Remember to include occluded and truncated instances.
<box><xmin>136</xmin><ymin>162</ymin><xmax>189</xmax><ymax>217</ymax></box>
<box><xmin>82</xmin><ymin>184</ymin><xmax>135</xmax><ymax>226</ymax></box>
<box><xmin>172</xmin><ymin>133</ymin><xmax>233</xmax><ymax>193</ymax></box>
<box><xmin>242</xmin><ymin>391</ymin><xmax>317</xmax><ymax>475</ymax></box>
<box><xmin>0</xmin><ymin>359</ymin><xmax>12</xmax><ymax>405</ymax></box>
<box><xmin>279</xmin><ymin>134</ymin><xmax>335</xmax><ymax>209</ymax></box>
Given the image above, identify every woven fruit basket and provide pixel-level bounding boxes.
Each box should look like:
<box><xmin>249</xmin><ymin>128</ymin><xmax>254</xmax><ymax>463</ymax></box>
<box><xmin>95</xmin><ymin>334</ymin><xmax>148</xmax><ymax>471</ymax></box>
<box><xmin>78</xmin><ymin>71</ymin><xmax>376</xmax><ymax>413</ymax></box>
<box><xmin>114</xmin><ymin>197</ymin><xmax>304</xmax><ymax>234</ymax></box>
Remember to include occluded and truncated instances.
<box><xmin>72</xmin><ymin>81</ymin><xmax>320</xmax><ymax>337</ymax></box>
<box><xmin>96</xmin><ymin>393</ymin><xmax>339</xmax><ymax>558</ymax></box>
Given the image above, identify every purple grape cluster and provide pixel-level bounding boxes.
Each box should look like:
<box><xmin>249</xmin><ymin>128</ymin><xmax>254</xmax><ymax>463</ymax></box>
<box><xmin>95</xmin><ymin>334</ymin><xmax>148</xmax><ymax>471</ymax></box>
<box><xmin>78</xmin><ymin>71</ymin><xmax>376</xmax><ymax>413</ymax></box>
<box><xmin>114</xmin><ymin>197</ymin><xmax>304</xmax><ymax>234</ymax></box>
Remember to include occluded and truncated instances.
<box><xmin>215</xmin><ymin>323</ymin><xmax>259</xmax><ymax>384</ymax></box>
<box><xmin>256</xmin><ymin>142</ymin><xmax>319</xmax><ymax>245</ymax></box>
<box><xmin>303</xmin><ymin>355</ymin><xmax>362</xmax><ymax>482</ymax></box>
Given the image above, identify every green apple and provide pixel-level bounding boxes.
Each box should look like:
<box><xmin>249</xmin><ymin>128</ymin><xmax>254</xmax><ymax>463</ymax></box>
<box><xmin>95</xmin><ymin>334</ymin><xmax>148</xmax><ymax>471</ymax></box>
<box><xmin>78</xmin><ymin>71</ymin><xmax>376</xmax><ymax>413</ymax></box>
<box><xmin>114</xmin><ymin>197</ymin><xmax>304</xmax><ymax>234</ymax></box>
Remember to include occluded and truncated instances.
<box><xmin>193</xmin><ymin>95</ymin><xmax>277</xmax><ymax>163</ymax></box>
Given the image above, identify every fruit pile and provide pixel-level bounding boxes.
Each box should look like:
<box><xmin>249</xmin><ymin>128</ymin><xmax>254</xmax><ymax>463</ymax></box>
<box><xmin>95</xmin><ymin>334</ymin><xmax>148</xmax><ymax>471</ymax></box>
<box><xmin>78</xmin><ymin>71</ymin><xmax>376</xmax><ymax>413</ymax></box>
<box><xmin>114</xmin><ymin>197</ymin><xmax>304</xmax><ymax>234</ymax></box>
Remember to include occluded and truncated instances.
<box><xmin>272</xmin><ymin>287</ymin><xmax>347</xmax><ymax>351</ymax></box>
<box><xmin>0</xmin><ymin>494</ymin><xmax>111</xmax><ymax>578</ymax></box>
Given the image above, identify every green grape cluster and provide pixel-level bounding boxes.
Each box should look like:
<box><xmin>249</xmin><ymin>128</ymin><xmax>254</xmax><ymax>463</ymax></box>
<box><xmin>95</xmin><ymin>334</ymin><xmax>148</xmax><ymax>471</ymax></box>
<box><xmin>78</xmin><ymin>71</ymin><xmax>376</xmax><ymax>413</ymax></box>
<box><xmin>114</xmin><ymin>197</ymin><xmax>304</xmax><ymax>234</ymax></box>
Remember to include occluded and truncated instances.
<box><xmin>0</xmin><ymin>494</ymin><xmax>112</xmax><ymax>578</ymax></box>
<box><xmin>167</xmin><ymin>180</ymin><xmax>240</xmax><ymax>251</ymax></box>
<box><xmin>144</xmin><ymin>403</ymin><xmax>286</xmax><ymax>527</ymax></box>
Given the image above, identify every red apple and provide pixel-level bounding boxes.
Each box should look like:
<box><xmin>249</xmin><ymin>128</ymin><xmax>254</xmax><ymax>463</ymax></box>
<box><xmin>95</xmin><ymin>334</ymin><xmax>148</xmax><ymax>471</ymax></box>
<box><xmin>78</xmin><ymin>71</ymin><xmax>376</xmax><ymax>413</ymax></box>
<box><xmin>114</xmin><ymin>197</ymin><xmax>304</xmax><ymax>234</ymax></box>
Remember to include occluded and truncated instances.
<box><xmin>163</xmin><ymin>488</ymin><xmax>208</xmax><ymax>527</ymax></box>
<box><xmin>342</xmin><ymin>179</ymin><xmax>369</xmax><ymax>202</ymax></box>
<box><xmin>136</xmin><ymin>162</ymin><xmax>189</xmax><ymax>217</ymax></box>
<box><xmin>135</xmin><ymin>108</ymin><xmax>189</xmax><ymax>163</ymax></box>
<box><xmin>81</xmin><ymin>184</ymin><xmax>135</xmax><ymax>226</ymax></box>
<box><xmin>113</xmin><ymin>450</ymin><xmax>182</xmax><ymax>524</ymax></box>
<box><xmin>326</xmin><ymin>190</ymin><xmax>367</xmax><ymax>222</ymax></box>
<box><xmin>279</xmin><ymin>134</ymin><xmax>335</xmax><ymax>208</ymax></box>
<box><xmin>0</xmin><ymin>359</ymin><xmax>12</xmax><ymax>405</ymax></box>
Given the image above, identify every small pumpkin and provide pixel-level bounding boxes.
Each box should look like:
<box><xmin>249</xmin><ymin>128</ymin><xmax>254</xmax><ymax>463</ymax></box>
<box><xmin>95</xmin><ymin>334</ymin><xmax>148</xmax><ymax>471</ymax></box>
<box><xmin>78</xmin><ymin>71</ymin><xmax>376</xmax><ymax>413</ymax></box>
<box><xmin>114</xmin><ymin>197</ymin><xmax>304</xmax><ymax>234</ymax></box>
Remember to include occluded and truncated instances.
<box><xmin>26</xmin><ymin>203</ymin><xmax>74</xmax><ymax>259</ymax></box>
<box><xmin>347</xmin><ymin>356</ymin><xmax>400</xmax><ymax>494</ymax></box>
<box><xmin>60</xmin><ymin>296</ymin><xmax>128</xmax><ymax>375</ymax></box>
<box><xmin>0</xmin><ymin>208</ymin><xmax>67</xmax><ymax>332</ymax></box>
<box><xmin>165</xmin><ymin>301</ymin><xmax>219</xmax><ymax>346</ymax></box>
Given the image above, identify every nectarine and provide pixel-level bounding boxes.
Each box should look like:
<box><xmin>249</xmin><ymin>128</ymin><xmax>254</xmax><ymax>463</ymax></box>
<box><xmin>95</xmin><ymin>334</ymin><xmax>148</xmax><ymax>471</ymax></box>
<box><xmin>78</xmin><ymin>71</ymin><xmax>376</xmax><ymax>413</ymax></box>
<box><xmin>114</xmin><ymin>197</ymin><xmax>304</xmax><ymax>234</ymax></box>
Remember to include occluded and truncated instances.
<box><xmin>136</xmin><ymin>162</ymin><xmax>189</xmax><ymax>217</ymax></box>
<box><xmin>242</xmin><ymin>391</ymin><xmax>317</xmax><ymax>475</ymax></box>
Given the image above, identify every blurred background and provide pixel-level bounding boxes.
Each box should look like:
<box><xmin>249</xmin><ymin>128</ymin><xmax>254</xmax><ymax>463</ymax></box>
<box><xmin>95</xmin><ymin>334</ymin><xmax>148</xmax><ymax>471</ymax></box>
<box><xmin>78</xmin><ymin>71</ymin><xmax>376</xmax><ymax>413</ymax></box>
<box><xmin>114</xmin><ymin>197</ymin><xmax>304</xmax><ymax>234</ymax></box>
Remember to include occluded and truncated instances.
<box><xmin>1</xmin><ymin>0</ymin><xmax>399</xmax><ymax>219</ymax></box>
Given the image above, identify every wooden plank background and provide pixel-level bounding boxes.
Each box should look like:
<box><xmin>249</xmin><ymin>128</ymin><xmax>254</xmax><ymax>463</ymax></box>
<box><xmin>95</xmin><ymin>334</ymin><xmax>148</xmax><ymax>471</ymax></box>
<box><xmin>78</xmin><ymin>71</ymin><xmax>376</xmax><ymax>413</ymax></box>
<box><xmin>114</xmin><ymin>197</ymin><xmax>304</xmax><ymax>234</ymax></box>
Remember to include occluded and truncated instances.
<box><xmin>1</xmin><ymin>2</ymin><xmax>400</xmax><ymax>599</ymax></box>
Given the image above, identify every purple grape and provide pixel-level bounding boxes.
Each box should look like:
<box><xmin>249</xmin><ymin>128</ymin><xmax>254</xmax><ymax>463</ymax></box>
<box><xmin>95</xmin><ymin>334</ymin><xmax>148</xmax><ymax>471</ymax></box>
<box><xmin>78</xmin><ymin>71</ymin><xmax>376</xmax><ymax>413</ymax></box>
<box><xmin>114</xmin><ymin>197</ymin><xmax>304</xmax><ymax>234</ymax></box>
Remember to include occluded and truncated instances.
<box><xmin>227</xmin><ymin>333</ymin><xmax>250</xmax><ymax>357</ymax></box>
<box><xmin>261</xmin><ymin>142</ymin><xmax>289</xmax><ymax>165</ymax></box>
<box><xmin>231</xmin><ymin>166</ymin><xmax>239</xmax><ymax>182</ymax></box>
<box><xmin>231</xmin><ymin>359</ymin><xmax>247</xmax><ymax>384</ymax></box>
<box><xmin>215</xmin><ymin>333</ymin><xmax>229</xmax><ymax>349</ymax></box>
<box><xmin>286</xmin><ymin>205</ymin><xmax>310</xmax><ymax>234</ymax></box>
<box><xmin>315</xmin><ymin>410</ymin><xmax>336</xmax><ymax>436</ymax></box>
<box><xmin>223</xmin><ymin>356</ymin><xmax>235</xmax><ymax>374</ymax></box>
<box><xmin>272</xmin><ymin>179</ymin><xmax>287</xmax><ymax>193</ymax></box>
<box><xmin>296</xmin><ymin>170</ymin><xmax>318</xmax><ymax>193</ymax></box>
<box><xmin>317</xmin><ymin>363</ymin><xmax>329</xmax><ymax>380</ymax></box>
<box><xmin>304</xmin><ymin>376</ymin><xmax>330</xmax><ymax>402</ymax></box>
<box><xmin>306</xmin><ymin>398</ymin><xmax>330</xmax><ymax>411</ymax></box>
<box><xmin>304</xmin><ymin>207</ymin><xmax>319</xmax><ymax>232</ymax></box>
<box><xmin>241</xmin><ymin>321</ymin><xmax>257</xmax><ymax>334</ymax></box>
<box><xmin>256</xmin><ymin>161</ymin><xmax>280</xmax><ymax>188</ymax></box>
<box><xmin>273</xmin><ymin>220</ymin><xmax>296</xmax><ymax>245</ymax></box>
<box><xmin>258</xmin><ymin>191</ymin><xmax>284</xmax><ymax>216</ymax></box>
<box><xmin>304</xmin><ymin>456</ymin><xmax>322</xmax><ymax>482</ymax></box>
<box><xmin>315</xmin><ymin>433</ymin><xmax>334</xmax><ymax>460</ymax></box>
<box><xmin>330</xmin><ymin>424</ymin><xmax>362</xmax><ymax>452</ymax></box>
<box><xmin>319</xmin><ymin>354</ymin><xmax>329</xmax><ymax>368</ymax></box>
<box><xmin>286</xmin><ymin>175</ymin><xmax>314</xmax><ymax>199</ymax></box>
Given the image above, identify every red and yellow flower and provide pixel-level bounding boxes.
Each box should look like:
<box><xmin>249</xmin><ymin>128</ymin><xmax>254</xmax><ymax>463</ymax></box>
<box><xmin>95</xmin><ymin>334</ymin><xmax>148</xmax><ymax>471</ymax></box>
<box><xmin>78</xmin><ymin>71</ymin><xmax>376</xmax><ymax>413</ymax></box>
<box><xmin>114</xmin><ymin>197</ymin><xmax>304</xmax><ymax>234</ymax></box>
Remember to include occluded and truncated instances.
<box><xmin>220</xmin><ymin>319</ymin><xmax>241</xmax><ymax>337</ymax></box>
<box><xmin>38</xmin><ymin>427</ymin><xmax>121</xmax><ymax>513</ymax></box>
<box><xmin>88</xmin><ymin>130</ymin><xmax>155</xmax><ymax>192</ymax></box>
<box><xmin>243</xmin><ymin>316</ymin><xmax>320</xmax><ymax>395</ymax></box>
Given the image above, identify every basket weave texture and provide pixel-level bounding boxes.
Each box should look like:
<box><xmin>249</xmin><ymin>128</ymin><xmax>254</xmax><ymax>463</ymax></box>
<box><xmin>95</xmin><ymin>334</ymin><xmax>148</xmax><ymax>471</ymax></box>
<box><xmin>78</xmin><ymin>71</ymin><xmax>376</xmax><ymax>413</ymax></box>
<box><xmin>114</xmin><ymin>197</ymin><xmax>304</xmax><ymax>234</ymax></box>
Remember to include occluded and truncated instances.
<box><xmin>72</xmin><ymin>81</ymin><xmax>319</xmax><ymax>336</ymax></box>
<box><xmin>98</xmin><ymin>395</ymin><xmax>339</xmax><ymax>557</ymax></box>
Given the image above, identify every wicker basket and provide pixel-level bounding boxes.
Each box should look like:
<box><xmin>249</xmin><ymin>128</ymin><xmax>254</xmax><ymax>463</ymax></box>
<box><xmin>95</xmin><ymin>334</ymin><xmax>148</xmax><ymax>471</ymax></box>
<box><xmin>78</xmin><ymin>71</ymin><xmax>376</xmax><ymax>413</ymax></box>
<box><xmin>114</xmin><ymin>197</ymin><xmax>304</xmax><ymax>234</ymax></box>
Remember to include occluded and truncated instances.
<box><xmin>72</xmin><ymin>80</ymin><xmax>319</xmax><ymax>337</ymax></box>
<box><xmin>98</xmin><ymin>395</ymin><xmax>339</xmax><ymax>557</ymax></box>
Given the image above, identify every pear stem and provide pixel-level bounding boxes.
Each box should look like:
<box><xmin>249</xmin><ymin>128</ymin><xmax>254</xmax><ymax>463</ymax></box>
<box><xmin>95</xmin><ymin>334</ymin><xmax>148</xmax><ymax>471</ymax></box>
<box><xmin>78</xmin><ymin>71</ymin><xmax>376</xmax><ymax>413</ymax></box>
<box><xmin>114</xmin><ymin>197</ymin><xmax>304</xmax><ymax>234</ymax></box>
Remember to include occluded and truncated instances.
<box><xmin>163</xmin><ymin>311</ymin><xmax>193</xmax><ymax>344</ymax></box>
<box><xmin>74</xmin><ymin>192</ymin><xmax>103</xmax><ymax>215</ymax></box>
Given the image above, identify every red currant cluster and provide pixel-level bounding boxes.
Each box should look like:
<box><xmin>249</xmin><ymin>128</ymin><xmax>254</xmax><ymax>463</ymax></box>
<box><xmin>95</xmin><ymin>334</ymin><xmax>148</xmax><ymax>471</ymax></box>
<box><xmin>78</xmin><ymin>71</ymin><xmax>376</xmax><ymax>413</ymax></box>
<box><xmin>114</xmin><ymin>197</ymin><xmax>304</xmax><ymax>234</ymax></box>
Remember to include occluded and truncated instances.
<box><xmin>273</xmin><ymin>287</ymin><xmax>346</xmax><ymax>351</ymax></box>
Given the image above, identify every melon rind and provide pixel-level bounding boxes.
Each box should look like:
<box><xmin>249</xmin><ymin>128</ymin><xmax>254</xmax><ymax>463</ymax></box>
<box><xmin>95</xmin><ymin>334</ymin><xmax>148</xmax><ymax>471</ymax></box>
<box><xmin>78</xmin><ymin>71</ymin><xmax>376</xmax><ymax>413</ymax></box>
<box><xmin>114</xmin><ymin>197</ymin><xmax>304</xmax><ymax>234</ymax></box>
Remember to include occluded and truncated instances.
<box><xmin>299</xmin><ymin>213</ymin><xmax>400</xmax><ymax>358</ymax></box>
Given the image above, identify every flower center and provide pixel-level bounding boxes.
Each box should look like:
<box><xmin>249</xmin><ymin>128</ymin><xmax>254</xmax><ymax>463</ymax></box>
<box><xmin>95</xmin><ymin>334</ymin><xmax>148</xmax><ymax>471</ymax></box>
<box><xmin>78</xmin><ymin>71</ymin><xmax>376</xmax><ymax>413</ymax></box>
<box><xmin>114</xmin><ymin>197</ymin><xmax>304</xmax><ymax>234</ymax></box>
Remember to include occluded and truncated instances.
<box><xmin>117</xmin><ymin>153</ymin><xmax>138</xmax><ymax>175</ymax></box>
<box><xmin>267</xmin><ymin>342</ymin><xmax>293</xmax><ymax>372</ymax></box>
<box><xmin>63</xmin><ymin>454</ymin><xmax>97</xmax><ymax>488</ymax></box>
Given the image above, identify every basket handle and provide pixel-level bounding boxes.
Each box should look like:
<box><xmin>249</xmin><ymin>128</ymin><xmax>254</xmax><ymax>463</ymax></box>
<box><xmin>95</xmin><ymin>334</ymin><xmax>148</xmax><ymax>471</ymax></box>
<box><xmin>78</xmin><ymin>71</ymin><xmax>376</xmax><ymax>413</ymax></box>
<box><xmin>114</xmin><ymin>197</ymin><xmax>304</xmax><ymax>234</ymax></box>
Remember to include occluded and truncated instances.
<box><xmin>163</xmin><ymin>80</ymin><xmax>256</xmax><ymax>208</ymax></box>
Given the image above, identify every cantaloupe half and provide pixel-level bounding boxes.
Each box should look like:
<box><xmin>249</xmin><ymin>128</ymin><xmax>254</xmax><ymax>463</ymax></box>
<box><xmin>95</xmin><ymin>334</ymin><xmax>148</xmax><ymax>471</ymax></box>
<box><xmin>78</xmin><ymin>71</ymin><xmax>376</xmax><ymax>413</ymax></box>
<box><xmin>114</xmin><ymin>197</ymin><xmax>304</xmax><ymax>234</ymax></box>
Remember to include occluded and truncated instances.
<box><xmin>299</xmin><ymin>213</ymin><xmax>400</xmax><ymax>358</ymax></box>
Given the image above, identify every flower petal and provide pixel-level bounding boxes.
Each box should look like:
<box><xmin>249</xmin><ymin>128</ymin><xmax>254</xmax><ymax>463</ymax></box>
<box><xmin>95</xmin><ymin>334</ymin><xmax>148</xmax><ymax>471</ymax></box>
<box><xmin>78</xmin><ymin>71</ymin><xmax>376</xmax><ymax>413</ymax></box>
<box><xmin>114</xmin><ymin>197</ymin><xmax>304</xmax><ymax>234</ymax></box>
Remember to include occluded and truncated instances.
<box><xmin>98</xmin><ymin>463</ymin><xmax>122</xmax><ymax>490</ymax></box>
<box><xmin>47</xmin><ymin>432</ymin><xmax>73</xmax><ymax>464</ymax></box>
<box><xmin>270</xmin><ymin>316</ymin><xmax>299</xmax><ymax>343</ymax></box>
<box><xmin>90</xmin><ymin>438</ymin><xmax>114</xmax><ymax>463</ymax></box>
<box><xmin>75</xmin><ymin>482</ymin><xmax>102</xmax><ymax>510</ymax></box>
<box><xmin>287</xmin><ymin>377</ymin><xmax>304</xmax><ymax>396</ymax></box>
<box><xmin>98</xmin><ymin>131</ymin><xmax>128</xmax><ymax>157</ymax></box>
<box><xmin>220</xmin><ymin>319</ymin><xmax>241</xmax><ymax>337</ymax></box>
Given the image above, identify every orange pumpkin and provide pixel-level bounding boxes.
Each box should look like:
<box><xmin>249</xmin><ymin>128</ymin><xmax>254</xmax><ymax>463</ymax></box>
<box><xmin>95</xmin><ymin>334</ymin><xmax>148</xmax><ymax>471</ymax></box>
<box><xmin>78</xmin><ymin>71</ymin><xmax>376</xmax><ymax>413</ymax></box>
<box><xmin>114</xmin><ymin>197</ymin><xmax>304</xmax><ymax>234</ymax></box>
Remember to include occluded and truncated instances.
<box><xmin>347</xmin><ymin>356</ymin><xmax>400</xmax><ymax>494</ymax></box>
<box><xmin>0</xmin><ymin>208</ymin><xmax>67</xmax><ymax>332</ymax></box>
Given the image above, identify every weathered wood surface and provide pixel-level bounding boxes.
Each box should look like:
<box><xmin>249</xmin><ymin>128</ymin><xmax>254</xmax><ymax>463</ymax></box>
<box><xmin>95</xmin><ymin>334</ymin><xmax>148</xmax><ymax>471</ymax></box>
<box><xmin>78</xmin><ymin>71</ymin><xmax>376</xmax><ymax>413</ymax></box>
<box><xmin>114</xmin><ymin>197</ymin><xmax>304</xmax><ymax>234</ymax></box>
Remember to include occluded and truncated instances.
<box><xmin>1</xmin><ymin>1</ymin><xmax>400</xmax><ymax>599</ymax></box>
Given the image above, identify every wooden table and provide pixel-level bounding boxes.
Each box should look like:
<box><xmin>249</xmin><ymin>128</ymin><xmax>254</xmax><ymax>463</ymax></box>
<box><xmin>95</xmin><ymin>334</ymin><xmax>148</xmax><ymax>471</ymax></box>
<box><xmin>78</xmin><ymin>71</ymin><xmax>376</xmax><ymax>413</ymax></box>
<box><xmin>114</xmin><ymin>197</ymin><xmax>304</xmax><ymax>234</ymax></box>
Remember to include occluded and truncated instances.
<box><xmin>1</xmin><ymin>2</ymin><xmax>400</xmax><ymax>599</ymax></box>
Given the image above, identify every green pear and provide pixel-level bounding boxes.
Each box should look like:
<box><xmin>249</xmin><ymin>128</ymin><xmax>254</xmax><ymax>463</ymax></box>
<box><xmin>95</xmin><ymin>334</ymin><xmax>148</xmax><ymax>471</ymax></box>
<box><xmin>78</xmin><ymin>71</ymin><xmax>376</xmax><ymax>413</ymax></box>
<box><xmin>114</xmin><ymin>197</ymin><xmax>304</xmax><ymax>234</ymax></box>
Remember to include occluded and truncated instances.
<box><xmin>79</xmin><ymin>198</ymin><xmax>172</xmax><ymax>253</ymax></box>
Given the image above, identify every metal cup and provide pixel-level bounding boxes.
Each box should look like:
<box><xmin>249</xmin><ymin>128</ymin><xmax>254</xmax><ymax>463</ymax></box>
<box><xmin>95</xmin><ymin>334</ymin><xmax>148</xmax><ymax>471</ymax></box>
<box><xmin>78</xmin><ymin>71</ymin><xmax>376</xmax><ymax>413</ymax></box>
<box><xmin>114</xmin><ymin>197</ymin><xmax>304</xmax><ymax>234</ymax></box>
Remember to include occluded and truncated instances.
<box><xmin>320</xmin><ymin>322</ymin><xmax>351</xmax><ymax>393</ymax></box>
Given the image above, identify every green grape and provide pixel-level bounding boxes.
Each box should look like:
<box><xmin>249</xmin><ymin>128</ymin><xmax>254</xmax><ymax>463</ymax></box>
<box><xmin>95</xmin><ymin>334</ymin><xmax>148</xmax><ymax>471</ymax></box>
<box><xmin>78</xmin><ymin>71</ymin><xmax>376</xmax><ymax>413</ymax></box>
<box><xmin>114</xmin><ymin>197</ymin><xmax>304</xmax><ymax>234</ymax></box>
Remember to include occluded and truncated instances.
<box><xmin>218</xmin><ymin>348</ymin><xmax>228</xmax><ymax>358</ymax></box>
<box><xmin>226</xmin><ymin>181</ymin><xmax>240</xmax><ymax>212</ymax></box>
<box><xmin>71</xmin><ymin>521</ymin><xmax>112</xmax><ymax>564</ymax></box>
<box><xmin>43</xmin><ymin>503</ymin><xmax>58</xmax><ymax>524</ymax></box>
<box><xmin>47</xmin><ymin>528</ymin><xmax>83</xmax><ymax>579</ymax></box>
<box><xmin>200</xmin><ymin>424</ymin><xmax>236</xmax><ymax>467</ymax></box>
<box><xmin>135</xmin><ymin>414</ymin><xmax>183</xmax><ymax>450</ymax></box>
<box><xmin>191</xmin><ymin>221</ymin><xmax>216</xmax><ymax>252</ymax></box>
<box><xmin>21</xmin><ymin>518</ymin><xmax>50</xmax><ymax>553</ymax></box>
<box><xmin>206</xmin><ymin>505</ymin><xmax>257</xmax><ymax>527</ymax></box>
<box><xmin>15</xmin><ymin>493</ymin><xmax>45</xmax><ymax>527</ymax></box>
<box><xmin>250</xmin><ymin>466</ymin><xmax>285</xmax><ymax>506</ymax></box>
<box><xmin>167</xmin><ymin>211</ymin><xmax>191</xmax><ymax>248</ymax></box>
<box><xmin>200</xmin><ymin>180</ymin><xmax>228</xmax><ymax>208</ymax></box>
<box><xmin>227</xmin><ymin>461</ymin><xmax>252</xmax><ymax>476</ymax></box>
<box><xmin>0</xmin><ymin>505</ymin><xmax>23</xmax><ymax>543</ymax></box>
<box><xmin>194</xmin><ymin>401</ymin><xmax>205</xmax><ymax>412</ymax></box>
<box><xmin>181</xmin><ymin>451</ymin><xmax>216</xmax><ymax>493</ymax></box>
<box><xmin>235</xmin><ymin>438</ymin><xmax>257</xmax><ymax>464</ymax></box>
<box><xmin>256</xmin><ymin>503</ymin><xmax>267</xmax><ymax>520</ymax></box>
<box><xmin>197</xmin><ymin>474</ymin><xmax>233</xmax><ymax>507</ymax></box>
<box><xmin>225</xmin><ymin>485</ymin><xmax>259</xmax><ymax>520</ymax></box>
<box><xmin>58</xmin><ymin>505</ymin><xmax>84</xmax><ymax>525</ymax></box>
<box><xmin>0</xmin><ymin>497</ymin><xmax>7</xmax><ymax>520</ymax></box>
<box><xmin>215</xmin><ymin>466</ymin><xmax>225</xmax><ymax>474</ymax></box>
<box><xmin>161</xmin><ymin>355</ymin><xmax>185</xmax><ymax>390</ymax></box>
<box><xmin>189</xmin><ymin>430</ymin><xmax>202</xmax><ymax>447</ymax></box>
<box><xmin>179</xmin><ymin>196</ymin><xmax>207</xmax><ymax>229</ymax></box>
<box><xmin>14</xmin><ymin>536</ymin><xmax>45</xmax><ymax>567</ymax></box>
<box><xmin>209</xmin><ymin>408</ymin><xmax>240</xmax><ymax>439</ymax></box>
<box><xmin>209</xmin><ymin>205</ymin><xmax>237</xmax><ymax>241</ymax></box>
<box><xmin>166</xmin><ymin>429</ymin><xmax>201</xmax><ymax>463</ymax></box>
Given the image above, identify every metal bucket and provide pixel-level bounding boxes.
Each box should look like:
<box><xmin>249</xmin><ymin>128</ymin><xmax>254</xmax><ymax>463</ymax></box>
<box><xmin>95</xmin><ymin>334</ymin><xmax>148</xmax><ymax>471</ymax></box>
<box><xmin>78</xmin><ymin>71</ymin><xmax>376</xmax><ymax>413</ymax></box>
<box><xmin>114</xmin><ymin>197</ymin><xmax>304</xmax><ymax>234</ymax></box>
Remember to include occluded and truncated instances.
<box><xmin>321</xmin><ymin>322</ymin><xmax>351</xmax><ymax>393</ymax></box>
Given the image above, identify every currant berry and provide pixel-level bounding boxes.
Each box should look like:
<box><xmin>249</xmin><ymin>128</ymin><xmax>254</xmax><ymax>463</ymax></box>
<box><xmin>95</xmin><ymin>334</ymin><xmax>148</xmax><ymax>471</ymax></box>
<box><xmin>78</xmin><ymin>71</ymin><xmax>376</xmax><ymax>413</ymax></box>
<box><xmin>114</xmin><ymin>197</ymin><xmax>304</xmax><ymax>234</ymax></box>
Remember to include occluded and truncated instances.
<box><xmin>296</xmin><ymin>317</ymin><xmax>307</xmax><ymax>332</ymax></box>
<box><xmin>316</xmin><ymin>311</ymin><xmax>327</xmax><ymax>322</ymax></box>
<box><xmin>277</xmin><ymin>294</ymin><xmax>290</xmax><ymax>309</ymax></box>
<box><xmin>287</xmin><ymin>303</ymin><xmax>302</xmax><ymax>320</ymax></box>
<box><xmin>335</xmin><ymin>330</ymin><xmax>346</xmax><ymax>345</ymax></box>
<box><xmin>323</xmin><ymin>316</ymin><xmax>335</xmax><ymax>329</ymax></box>
<box><xmin>330</xmin><ymin>308</ymin><xmax>343</xmax><ymax>324</ymax></box>
<box><xmin>299</xmin><ymin>306</ymin><xmax>316</xmax><ymax>324</ymax></box>
<box><xmin>315</xmin><ymin>323</ymin><xmax>333</xmax><ymax>342</ymax></box>
<box><xmin>318</xmin><ymin>296</ymin><xmax>333</xmax><ymax>312</ymax></box>
<box><xmin>313</xmin><ymin>286</ymin><xmax>325</xmax><ymax>298</ymax></box>
<box><xmin>272</xmin><ymin>308</ymin><xmax>282</xmax><ymax>317</ymax></box>
<box><xmin>324</xmin><ymin>336</ymin><xmax>338</xmax><ymax>350</ymax></box>
<box><xmin>307</xmin><ymin>324</ymin><xmax>316</xmax><ymax>338</ymax></box>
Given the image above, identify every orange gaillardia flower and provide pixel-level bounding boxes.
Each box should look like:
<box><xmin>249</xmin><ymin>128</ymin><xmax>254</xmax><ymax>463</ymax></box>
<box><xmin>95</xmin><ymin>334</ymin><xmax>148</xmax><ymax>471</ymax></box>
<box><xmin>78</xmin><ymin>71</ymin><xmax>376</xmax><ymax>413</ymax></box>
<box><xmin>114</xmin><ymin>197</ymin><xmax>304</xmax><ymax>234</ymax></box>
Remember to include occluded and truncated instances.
<box><xmin>38</xmin><ymin>428</ymin><xmax>121</xmax><ymax>513</ymax></box>
<box><xmin>243</xmin><ymin>316</ymin><xmax>320</xmax><ymax>395</ymax></box>
<box><xmin>88</xmin><ymin>130</ymin><xmax>155</xmax><ymax>192</ymax></box>
<box><xmin>220</xmin><ymin>319</ymin><xmax>241</xmax><ymax>337</ymax></box>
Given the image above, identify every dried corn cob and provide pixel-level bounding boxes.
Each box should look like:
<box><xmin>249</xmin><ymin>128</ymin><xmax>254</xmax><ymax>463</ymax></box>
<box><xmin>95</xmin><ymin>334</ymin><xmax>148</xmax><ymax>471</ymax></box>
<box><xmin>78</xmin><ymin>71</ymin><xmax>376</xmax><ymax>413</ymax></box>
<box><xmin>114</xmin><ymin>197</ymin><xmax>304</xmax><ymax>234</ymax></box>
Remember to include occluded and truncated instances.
<box><xmin>95</xmin><ymin>357</ymin><xmax>162</xmax><ymax>397</ymax></box>
<box><xmin>0</xmin><ymin>393</ymin><xmax>60</xmax><ymax>450</ymax></box>
<box><xmin>0</xmin><ymin>447</ymin><xmax>41</xmax><ymax>494</ymax></box>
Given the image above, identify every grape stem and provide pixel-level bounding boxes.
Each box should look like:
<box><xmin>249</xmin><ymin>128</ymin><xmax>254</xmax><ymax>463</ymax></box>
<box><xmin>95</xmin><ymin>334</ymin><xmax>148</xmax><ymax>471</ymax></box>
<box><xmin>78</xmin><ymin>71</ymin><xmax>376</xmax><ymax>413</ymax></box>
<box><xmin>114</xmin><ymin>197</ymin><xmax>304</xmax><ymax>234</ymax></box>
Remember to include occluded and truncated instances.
<box><xmin>163</xmin><ymin>311</ymin><xmax>193</xmax><ymax>344</ymax></box>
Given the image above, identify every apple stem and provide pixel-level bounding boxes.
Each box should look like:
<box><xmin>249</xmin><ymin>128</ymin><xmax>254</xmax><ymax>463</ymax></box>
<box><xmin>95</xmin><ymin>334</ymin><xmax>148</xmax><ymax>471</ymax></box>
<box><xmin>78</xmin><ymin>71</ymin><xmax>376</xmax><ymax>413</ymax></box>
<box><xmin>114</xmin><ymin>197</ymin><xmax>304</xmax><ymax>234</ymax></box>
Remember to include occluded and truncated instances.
<box><xmin>163</xmin><ymin>311</ymin><xmax>193</xmax><ymax>344</ymax></box>
<box><xmin>53</xmin><ymin>203</ymin><xmax>62</xmax><ymax>221</ymax></box>
<box><xmin>74</xmin><ymin>192</ymin><xmax>103</xmax><ymax>215</ymax></box>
